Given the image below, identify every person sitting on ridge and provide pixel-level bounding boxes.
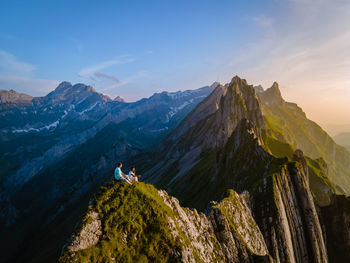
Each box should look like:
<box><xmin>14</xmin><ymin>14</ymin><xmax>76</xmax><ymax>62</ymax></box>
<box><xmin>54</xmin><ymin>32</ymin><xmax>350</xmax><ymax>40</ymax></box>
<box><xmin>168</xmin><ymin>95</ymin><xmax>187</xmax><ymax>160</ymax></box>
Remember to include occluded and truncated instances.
<box><xmin>114</xmin><ymin>162</ymin><xmax>132</xmax><ymax>185</ymax></box>
<box><xmin>128</xmin><ymin>167</ymin><xmax>141</xmax><ymax>182</ymax></box>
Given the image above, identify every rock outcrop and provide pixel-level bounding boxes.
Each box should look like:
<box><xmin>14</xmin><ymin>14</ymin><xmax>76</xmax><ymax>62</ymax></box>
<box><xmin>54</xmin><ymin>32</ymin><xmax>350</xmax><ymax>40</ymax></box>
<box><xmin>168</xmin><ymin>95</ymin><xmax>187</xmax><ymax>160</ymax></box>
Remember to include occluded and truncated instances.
<box><xmin>168</xmin><ymin>75</ymin><xmax>265</xmax><ymax>149</ymax></box>
<box><xmin>0</xmin><ymin>89</ymin><xmax>33</xmax><ymax>108</ymax></box>
<box><xmin>68</xmin><ymin>211</ymin><xmax>102</xmax><ymax>252</ymax></box>
<box><xmin>0</xmin><ymin>82</ymin><xmax>215</xmax><ymax>262</ymax></box>
<box><xmin>61</xmin><ymin>155</ymin><xmax>338</xmax><ymax>263</ymax></box>
<box><xmin>61</xmin><ymin>182</ymin><xmax>272</xmax><ymax>263</ymax></box>
<box><xmin>145</xmin><ymin>76</ymin><xmax>266</xmax><ymax>193</ymax></box>
<box><xmin>254</xmin><ymin>162</ymin><xmax>328</xmax><ymax>263</ymax></box>
<box><xmin>4</xmin><ymin>76</ymin><xmax>350</xmax><ymax>262</ymax></box>
<box><xmin>258</xmin><ymin>82</ymin><xmax>350</xmax><ymax>195</ymax></box>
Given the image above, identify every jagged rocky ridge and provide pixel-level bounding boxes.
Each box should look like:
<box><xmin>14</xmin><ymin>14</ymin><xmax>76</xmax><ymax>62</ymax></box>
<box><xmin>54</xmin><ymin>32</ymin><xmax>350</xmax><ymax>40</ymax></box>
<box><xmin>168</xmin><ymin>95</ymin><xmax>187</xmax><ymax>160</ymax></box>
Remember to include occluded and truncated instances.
<box><xmin>61</xmin><ymin>150</ymin><xmax>347</xmax><ymax>262</ymax></box>
<box><xmin>61</xmin><ymin>76</ymin><xmax>349</xmax><ymax>262</ymax></box>
<box><xmin>2</xmin><ymin>76</ymin><xmax>350</xmax><ymax>262</ymax></box>
<box><xmin>258</xmin><ymin>82</ymin><xmax>350</xmax><ymax>195</ymax></box>
<box><xmin>0</xmin><ymin>89</ymin><xmax>33</xmax><ymax>108</ymax></box>
<box><xmin>60</xmin><ymin>182</ymin><xmax>270</xmax><ymax>262</ymax></box>
<box><xmin>0</xmin><ymin>82</ymin><xmax>216</xmax><ymax>263</ymax></box>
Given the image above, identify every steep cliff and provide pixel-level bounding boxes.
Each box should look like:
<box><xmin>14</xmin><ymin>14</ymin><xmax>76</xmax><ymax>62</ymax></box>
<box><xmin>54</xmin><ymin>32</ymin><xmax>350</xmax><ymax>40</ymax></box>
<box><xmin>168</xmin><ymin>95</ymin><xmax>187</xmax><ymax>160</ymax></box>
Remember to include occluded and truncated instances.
<box><xmin>61</xmin><ymin>153</ymin><xmax>334</xmax><ymax>263</ymax></box>
<box><xmin>259</xmin><ymin>82</ymin><xmax>350</xmax><ymax>195</ymax></box>
<box><xmin>144</xmin><ymin>76</ymin><xmax>267</xmax><ymax>207</ymax></box>
<box><xmin>60</xmin><ymin>182</ymin><xmax>271</xmax><ymax>263</ymax></box>
<box><xmin>0</xmin><ymin>89</ymin><xmax>33</xmax><ymax>108</ymax></box>
<box><xmin>134</xmin><ymin>76</ymin><xmax>346</xmax><ymax>262</ymax></box>
<box><xmin>0</xmin><ymin>83</ymin><xmax>215</xmax><ymax>262</ymax></box>
<box><xmin>5</xmin><ymin>76</ymin><xmax>350</xmax><ymax>262</ymax></box>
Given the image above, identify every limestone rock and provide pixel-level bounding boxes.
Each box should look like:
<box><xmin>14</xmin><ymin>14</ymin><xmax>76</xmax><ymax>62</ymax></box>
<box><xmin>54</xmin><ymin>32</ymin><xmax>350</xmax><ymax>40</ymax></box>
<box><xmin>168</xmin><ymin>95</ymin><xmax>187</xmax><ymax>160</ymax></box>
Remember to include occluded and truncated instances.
<box><xmin>68</xmin><ymin>210</ymin><xmax>102</xmax><ymax>252</ymax></box>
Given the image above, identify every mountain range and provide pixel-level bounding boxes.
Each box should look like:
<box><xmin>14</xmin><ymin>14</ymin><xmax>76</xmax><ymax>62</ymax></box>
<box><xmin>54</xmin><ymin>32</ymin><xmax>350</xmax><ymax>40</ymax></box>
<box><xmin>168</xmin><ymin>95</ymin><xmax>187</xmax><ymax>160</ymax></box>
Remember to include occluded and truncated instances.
<box><xmin>0</xmin><ymin>81</ymin><xmax>216</xmax><ymax>262</ymax></box>
<box><xmin>1</xmin><ymin>76</ymin><xmax>349</xmax><ymax>262</ymax></box>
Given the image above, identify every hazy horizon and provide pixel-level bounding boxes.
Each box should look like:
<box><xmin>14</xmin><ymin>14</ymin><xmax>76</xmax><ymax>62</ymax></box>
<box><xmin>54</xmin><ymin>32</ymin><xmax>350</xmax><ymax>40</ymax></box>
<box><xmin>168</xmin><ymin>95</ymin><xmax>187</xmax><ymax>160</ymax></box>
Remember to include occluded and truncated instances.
<box><xmin>1</xmin><ymin>0</ymin><xmax>349</xmax><ymax>126</ymax></box>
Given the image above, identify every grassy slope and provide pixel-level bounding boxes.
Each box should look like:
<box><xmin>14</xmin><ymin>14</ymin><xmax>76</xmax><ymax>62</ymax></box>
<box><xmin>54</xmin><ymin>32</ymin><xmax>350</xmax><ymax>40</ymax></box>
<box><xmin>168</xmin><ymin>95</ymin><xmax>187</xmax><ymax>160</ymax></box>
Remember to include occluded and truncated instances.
<box><xmin>3</xmin><ymin>122</ymin><xmax>144</xmax><ymax>263</ymax></box>
<box><xmin>165</xmin><ymin>121</ymin><xmax>287</xmax><ymax>211</ymax></box>
<box><xmin>262</xmin><ymin>103</ymin><xmax>350</xmax><ymax>195</ymax></box>
<box><xmin>60</xmin><ymin>182</ymin><xmax>183</xmax><ymax>263</ymax></box>
<box><xmin>262</xmin><ymin>128</ymin><xmax>336</xmax><ymax>206</ymax></box>
<box><xmin>60</xmin><ymin>181</ymin><xmax>274</xmax><ymax>263</ymax></box>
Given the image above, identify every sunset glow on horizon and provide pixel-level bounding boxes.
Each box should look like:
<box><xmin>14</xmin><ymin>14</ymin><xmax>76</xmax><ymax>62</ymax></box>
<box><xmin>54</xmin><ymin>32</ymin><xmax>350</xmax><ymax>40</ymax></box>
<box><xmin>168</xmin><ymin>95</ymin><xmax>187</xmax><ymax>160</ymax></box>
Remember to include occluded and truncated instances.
<box><xmin>1</xmin><ymin>0</ymin><xmax>349</xmax><ymax>127</ymax></box>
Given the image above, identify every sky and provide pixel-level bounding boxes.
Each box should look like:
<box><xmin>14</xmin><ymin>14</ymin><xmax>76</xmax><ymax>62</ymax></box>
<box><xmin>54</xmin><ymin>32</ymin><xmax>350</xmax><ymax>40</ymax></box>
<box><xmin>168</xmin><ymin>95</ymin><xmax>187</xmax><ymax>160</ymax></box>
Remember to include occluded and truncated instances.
<box><xmin>0</xmin><ymin>0</ymin><xmax>349</xmax><ymax>127</ymax></box>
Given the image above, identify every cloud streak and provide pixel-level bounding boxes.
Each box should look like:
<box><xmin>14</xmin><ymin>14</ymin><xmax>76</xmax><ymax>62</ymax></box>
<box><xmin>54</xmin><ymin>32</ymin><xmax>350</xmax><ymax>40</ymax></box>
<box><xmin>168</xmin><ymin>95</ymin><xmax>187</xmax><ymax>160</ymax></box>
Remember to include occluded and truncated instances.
<box><xmin>94</xmin><ymin>72</ymin><xmax>128</xmax><ymax>90</ymax></box>
<box><xmin>94</xmin><ymin>72</ymin><xmax>121</xmax><ymax>83</ymax></box>
<box><xmin>0</xmin><ymin>50</ymin><xmax>36</xmax><ymax>76</ymax></box>
<box><xmin>78</xmin><ymin>55</ymin><xmax>139</xmax><ymax>96</ymax></box>
<box><xmin>224</xmin><ymin>0</ymin><xmax>350</xmax><ymax>125</ymax></box>
<box><xmin>0</xmin><ymin>50</ymin><xmax>58</xmax><ymax>95</ymax></box>
<box><xmin>78</xmin><ymin>55</ymin><xmax>135</xmax><ymax>80</ymax></box>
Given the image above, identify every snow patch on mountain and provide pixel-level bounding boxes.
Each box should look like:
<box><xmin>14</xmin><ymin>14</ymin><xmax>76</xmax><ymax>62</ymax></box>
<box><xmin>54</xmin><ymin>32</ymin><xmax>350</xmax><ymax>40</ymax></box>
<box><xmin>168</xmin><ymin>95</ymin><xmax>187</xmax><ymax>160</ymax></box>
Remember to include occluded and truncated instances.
<box><xmin>13</xmin><ymin>120</ymin><xmax>59</xmax><ymax>133</ymax></box>
<box><xmin>167</xmin><ymin>89</ymin><xmax>203</xmax><ymax>99</ymax></box>
<box><xmin>150</xmin><ymin>127</ymin><xmax>169</xmax><ymax>133</ymax></box>
<box><xmin>166</xmin><ymin>95</ymin><xmax>207</xmax><ymax>122</ymax></box>
<box><xmin>78</xmin><ymin>102</ymin><xmax>100</xmax><ymax>115</ymax></box>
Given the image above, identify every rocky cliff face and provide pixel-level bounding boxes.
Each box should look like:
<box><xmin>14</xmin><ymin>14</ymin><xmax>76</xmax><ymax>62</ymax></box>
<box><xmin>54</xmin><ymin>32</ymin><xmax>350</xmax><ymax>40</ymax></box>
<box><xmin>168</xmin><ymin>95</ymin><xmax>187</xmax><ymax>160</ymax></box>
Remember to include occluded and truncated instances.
<box><xmin>61</xmin><ymin>151</ymin><xmax>337</xmax><ymax>263</ymax></box>
<box><xmin>253</xmin><ymin>161</ymin><xmax>328</xmax><ymax>263</ymax></box>
<box><xmin>137</xmin><ymin>76</ymin><xmax>349</xmax><ymax>262</ymax></box>
<box><xmin>0</xmin><ymin>89</ymin><xmax>33</xmax><ymax>108</ymax></box>
<box><xmin>0</xmin><ymin>82</ymin><xmax>214</xmax><ymax>262</ymax></box>
<box><xmin>145</xmin><ymin>76</ymin><xmax>266</xmax><ymax>193</ymax></box>
<box><xmin>60</xmin><ymin>182</ymin><xmax>271</xmax><ymax>263</ymax></box>
<box><xmin>258</xmin><ymin>82</ymin><xmax>350</xmax><ymax>195</ymax></box>
<box><xmin>168</xmin><ymin>76</ymin><xmax>265</xmax><ymax>149</ymax></box>
<box><xmin>4</xmin><ymin>76</ymin><xmax>350</xmax><ymax>262</ymax></box>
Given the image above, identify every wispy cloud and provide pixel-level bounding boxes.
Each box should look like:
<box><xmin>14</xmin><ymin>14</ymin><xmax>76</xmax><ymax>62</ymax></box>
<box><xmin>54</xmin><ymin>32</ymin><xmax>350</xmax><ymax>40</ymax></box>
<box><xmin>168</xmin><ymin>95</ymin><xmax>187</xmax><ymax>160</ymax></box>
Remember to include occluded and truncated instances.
<box><xmin>0</xmin><ymin>50</ymin><xmax>58</xmax><ymax>95</ymax></box>
<box><xmin>224</xmin><ymin>0</ymin><xmax>350</xmax><ymax>124</ymax></box>
<box><xmin>94</xmin><ymin>72</ymin><xmax>121</xmax><ymax>83</ymax></box>
<box><xmin>79</xmin><ymin>55</ymin><xmax>135</xmax><ymax>80</ymax></box>
<box><xmin>0</xmin><ymin>75</ymin><xmax>59</xmax><ymax>95</ymax></box>
<box><xmin>94</xmin><ymin>72</ymin><xmax>128</xmax><ymax>90</ymax></box>
<box><xmin>0</xmin><ymin>50</ymin><xmax>36</xmax><ymax>76</ymax></box>
<box><xmin>99</xmin><ymin>70</ymin><xmax>148</xmax><ymax>94</ymax></box>
<box><xmin>78</xmin><ymin>55</ymin><xmax>140</xmax><ymax>96</ymax></box>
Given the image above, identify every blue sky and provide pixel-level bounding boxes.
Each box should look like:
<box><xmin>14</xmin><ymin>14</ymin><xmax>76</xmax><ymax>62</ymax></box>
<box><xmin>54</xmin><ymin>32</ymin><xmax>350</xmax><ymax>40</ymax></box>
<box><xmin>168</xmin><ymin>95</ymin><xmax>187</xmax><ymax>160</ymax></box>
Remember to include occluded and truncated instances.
<box><xmin>0</xmin><ymin>0</ymin><xmax>349</xmax><ymax>125</ymax></box>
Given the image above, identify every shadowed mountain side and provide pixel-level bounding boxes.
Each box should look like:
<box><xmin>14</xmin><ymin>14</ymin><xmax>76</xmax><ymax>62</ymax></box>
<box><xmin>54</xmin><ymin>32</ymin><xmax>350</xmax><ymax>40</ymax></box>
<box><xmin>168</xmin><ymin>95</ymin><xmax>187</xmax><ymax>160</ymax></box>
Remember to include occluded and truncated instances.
<box><xmin>259</xmin><ymin>82</ymin><xmax>350</xmax><ymax>194</ymax></box>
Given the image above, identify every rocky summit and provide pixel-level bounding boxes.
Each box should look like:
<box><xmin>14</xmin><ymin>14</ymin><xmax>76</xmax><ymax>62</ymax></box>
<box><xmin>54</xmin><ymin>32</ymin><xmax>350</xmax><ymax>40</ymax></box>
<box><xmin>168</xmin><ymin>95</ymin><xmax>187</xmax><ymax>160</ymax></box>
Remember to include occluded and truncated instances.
<box><xmin>1</xmin><ymin>76</ymin><xmax>350</xmax><ymax>263</ymax></box>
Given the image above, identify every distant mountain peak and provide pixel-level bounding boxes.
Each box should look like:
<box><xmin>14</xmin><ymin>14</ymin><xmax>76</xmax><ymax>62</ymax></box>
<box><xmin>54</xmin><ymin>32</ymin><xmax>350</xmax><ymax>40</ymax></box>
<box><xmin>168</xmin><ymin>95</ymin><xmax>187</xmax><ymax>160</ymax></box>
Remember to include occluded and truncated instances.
<box><xmin>167</xmin><ymin>75</ymin><xmax>265</xmax><ymax>151</ymax></box>
<box><xmin>113</xmin><ymin>96</ymin><xmax>125</xmax><ymax>102</ymax></box>
<box><xmin>0</xmin><ymin>89</ymin><xmax>33</xmax><ymax>107</ymax></box>
<box><xmin>51</xmin><ymin>82</ymin><xmax>101</xmax><ymax>97</ymax></box>
<box><xmin>270</xmin><ymin>81</ymin><xmax>281</xmax><ymax>94</ymax></box>
<box><xmin>38</xmin><ymin>82</ymin><xmax>111</xmax><ymax>108</ymax></box>
<box><xmin>230</xmin><ymin>75</ymin><xmax>248</xmax><ymax>87</ymax></box>
<box><xmin>54</xmin><ymin>81</ymin><xmax>73</xmax><ymax>93</ymax></box>
<box><xmin>254</xmin><ymin>85</ymin><xmax>264</xmax><ymax>94</ymax></box>
<box><xmin>72</xmin><ymin>83</ymin><xmax>96</xmax><ymax>92</ymax></box>
<box><xmin>210</xmin><ymin>81</ymin><xmax>221</xmax><ymax>88</ymax></box>
<box><xmin>259</xmin><ymin>81</ymin><xmax>284</xmax><ymax>105</ymax></box>
<box><xmin>57</xmin><ymin>81</ymin><xmax>72</xmax><ymax>87</ymax></box>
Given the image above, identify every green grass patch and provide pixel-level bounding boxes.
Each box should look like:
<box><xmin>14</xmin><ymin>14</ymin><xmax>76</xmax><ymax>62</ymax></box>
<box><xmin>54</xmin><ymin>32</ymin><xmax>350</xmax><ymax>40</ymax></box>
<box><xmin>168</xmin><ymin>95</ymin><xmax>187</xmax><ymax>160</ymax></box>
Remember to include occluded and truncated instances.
<box><xmin>60</xmin><ymin>182</ymin><xmax>182</xmax><ymax>263</ymax></box>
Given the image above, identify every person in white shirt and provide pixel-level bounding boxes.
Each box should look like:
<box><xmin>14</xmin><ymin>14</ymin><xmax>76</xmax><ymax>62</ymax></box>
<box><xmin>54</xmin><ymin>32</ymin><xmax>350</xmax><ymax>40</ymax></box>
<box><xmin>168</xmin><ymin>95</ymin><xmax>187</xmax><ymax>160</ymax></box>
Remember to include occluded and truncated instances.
<box><xmin>128</xmin><ymin>167</ymin><xmax>141</xmax><ymax>182</ymax></box>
